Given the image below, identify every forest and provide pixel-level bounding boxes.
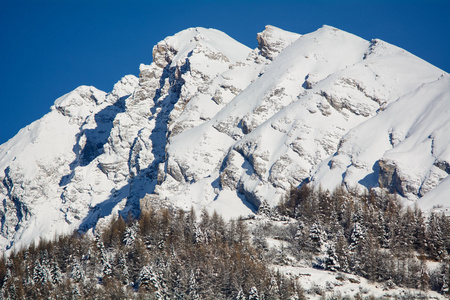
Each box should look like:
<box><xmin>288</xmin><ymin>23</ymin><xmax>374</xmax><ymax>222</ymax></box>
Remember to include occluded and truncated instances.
<box><xmin>0</xmin><ymin>207</ymin><xmax>302</xmax><ymax>299</ymax></box>
<box><xmin>268</xmin><ymin>186</ymin><xmax>450</xmax><ymax>295</ymax></box>
<box><xmin>0</xmin><ymin>185</ymin><xmax>449</xmax><ymax>299</ymax></box>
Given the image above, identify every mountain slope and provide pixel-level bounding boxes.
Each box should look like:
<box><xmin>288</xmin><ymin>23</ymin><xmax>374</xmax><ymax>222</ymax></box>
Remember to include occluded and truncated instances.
<box><xmin>0</xmin><ymin>25</ymin><xmax>447</xmax><ymax>252</ymax></box>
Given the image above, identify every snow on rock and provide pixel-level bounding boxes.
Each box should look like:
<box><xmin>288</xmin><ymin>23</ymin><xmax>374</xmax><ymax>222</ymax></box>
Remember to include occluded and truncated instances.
<box><xmin>312</xmin><ymin>74</ymin><xmax>450</xmax><ymax>207</ymax></box>
<box><xmin>256</xmin><ymin>25</ymin><xmax>300</xmax><ymax>60</ymax></box>
<box><xmin>0</xmin><ymin>25</ymin><xmax>449</xmax><ymax>252</ymax></box>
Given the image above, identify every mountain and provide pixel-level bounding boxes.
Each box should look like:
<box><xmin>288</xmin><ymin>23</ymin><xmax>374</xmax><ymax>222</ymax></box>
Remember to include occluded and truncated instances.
<box><xmin>0</xmin><ymin>25</ymin><xmax>448</xmax><ymax>252</ymax></box>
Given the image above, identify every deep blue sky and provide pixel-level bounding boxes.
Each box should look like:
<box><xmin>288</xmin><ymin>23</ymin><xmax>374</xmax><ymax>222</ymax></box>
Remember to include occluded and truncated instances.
<box><xmin>1</xmin><ymin>0</ymin><xmax>449</xmax><ymax>145</ymax></box>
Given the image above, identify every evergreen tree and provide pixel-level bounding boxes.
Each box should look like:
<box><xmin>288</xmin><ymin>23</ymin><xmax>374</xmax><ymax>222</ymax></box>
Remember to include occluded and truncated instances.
<box><xmin>308</xmin><ymin>223</ymin><xmax>325</xmax><ymax>253</ymax></box>
<box><xmin>32</xmin><ymin>260</ymin><xmax>50</xmax><ymax>285</ymax></box>
<box><xmin>187</xmin><ymin>270</ymin><xmax>199</xmax><ymax>300</ymax></box>
<box><xmin>50</xmin><ymin>260</ymin><xmax>62</xmax><ymax>285</ymax></box>
<box><xmin>323</xmin><ymin>242</ymin><xmax>340</xmax><ymax>272</ymax></box>
<box><xmin>236</xmin><ymin>288</ymin><xmax>245</xmax><ymax>300</ymax></box>
<box><xmin>428</xmin><ymin>213</ymin><xmax>445</xmax><ymax>260</ymax></box>
<box><xmin>418</xmin><ymin>259</ymin><xmax>430</xmax><ymax>291</ymax></box>
<box><xmin>116</xmin><ymin>252</ymin><xmax>130</xmax><ymax>285</ymax></box>
<box><xmin>70</xmin><ymin>257</ymin><xmax>84</xmax><ymax>283</ymax></box>
<box><xmin>122</xmin><ymin>223</ymin><xmax>138</xmax><ymax>248</ymax></box>
<box><xmin>138</xmin><ymin>265</ymin><xmax>152</xmax><ymax>288</ymax></box>
<box><xmin>258</xmin><ymin>200</ymin><xmax>272</xmax><ymax>218</ymax></box>
<box><xmin>349</xmin><ymin>222</ymin><xmax>366</xmax><ymax>252</ymax></box>
<box><xmin>334</xmin><ymin>230</ymin><xmax>350</xmax><ymax>273</ymax></box>
<box><xmin>248</xmin><ymin>286</ymin><xmax>259</xmax><ymax>300</ymax></box>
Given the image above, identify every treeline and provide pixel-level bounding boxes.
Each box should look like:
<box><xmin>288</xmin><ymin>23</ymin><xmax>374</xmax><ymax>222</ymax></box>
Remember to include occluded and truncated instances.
<box><xmin>269</xmin><ymin>185</ymin><xmax>450</xmax><ymax>295</ymax></box>
<box><xmin>0</xmin><ymin>207</ymin><xmax>303</xmax><ymax>300</ymax></box>
<box><xmin>1</xmin><ymin>185</ymin><xmax>449</xmax><ymax>299</ymax></box>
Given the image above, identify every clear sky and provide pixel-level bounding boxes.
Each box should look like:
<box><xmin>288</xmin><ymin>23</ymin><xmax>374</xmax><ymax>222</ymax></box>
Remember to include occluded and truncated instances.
<box><xmin>1</xmin><ymin>0</ymin><xmax>449</xmax><ymax>145</ymax></box>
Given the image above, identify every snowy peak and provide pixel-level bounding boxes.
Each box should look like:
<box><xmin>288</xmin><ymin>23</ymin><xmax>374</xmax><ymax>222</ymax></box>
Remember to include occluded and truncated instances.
<box><xmin>0</xmin><ymin>25</ymin><xmax>449</xmax><ymax>253</ymax></box>
<box><xmin>52</xmin><ymin>86</ymin><xmax>107</xmax><ymax>122</ymax></box>
<box><xmin>152</xmin><ymin>27</ymin><xmax>251</xmax><ymax>69</ymax></box>
<box><xmin>256</xmin><ymin>25</ymin><xmax>300</xmax><ymax>60</ymax></box>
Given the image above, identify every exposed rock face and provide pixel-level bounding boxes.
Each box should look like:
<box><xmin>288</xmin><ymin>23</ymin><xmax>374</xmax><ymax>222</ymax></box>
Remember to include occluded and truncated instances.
<box><xmin>378</xmin><ymin>159</ymin><xmax>402</xmax><ymax>194</ymax></box>
<box><xmin>256</xmin><ymin>25</ymin><xmax>300</xmax><ymax>60</ymax></box>
<box><xmin>0</xmin><ymin>25</ymin><xmax>448</xmax><ymax>252</ymax></box>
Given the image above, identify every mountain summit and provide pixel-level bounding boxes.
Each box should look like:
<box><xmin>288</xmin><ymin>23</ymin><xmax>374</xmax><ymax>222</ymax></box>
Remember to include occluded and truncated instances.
<box><xmin>0</xmin><ymin>25</ymin><xmax>448</xmax><ymax>252</ymax></box>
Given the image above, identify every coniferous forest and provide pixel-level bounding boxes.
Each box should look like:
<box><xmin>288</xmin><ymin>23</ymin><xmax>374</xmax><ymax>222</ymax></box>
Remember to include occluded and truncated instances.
<box><xmin>271</xmin><ymin>186</ymin><xmax>450</xmax><ymax>295</ymax></box>
<box><xmin>0</xmin><ymin>207</ymin><xmax>302</xmax><ymax>299</ymax></box>
<box><xmin>0</xmin><ymin>186</ymin><xmax>449</xmax><ymax>299</ymax></box>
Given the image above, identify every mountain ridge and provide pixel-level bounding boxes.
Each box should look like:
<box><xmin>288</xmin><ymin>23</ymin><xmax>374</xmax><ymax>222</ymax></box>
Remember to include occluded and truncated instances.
<box><xmin>0</xmin><ymin>25</ymin><xmax>447</xmax><ymax>252</ymax></box>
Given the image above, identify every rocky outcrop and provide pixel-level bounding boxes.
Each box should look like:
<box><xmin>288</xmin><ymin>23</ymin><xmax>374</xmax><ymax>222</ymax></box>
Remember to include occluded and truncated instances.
<box><xmin>257</xmin><ymin>25</ymin><xmax>300</xmax><ymax>60</ymax></box>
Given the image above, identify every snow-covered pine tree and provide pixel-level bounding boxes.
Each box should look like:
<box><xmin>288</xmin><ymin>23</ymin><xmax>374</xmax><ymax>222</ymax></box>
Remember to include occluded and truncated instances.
<box><xmin>248</xmin><ymin>286</ymin><xmax>259</xmax><ymax>300</ymax></box>
<box><xmin>33</xmin><ymin>260</ymin><xmax>50</xmax><ymax>285</ymax></box>
<box><xmin>308</xmin><ymin>223</ymin><xmax>325</xmax><ymax>253</ymax></box>
<box><xmin>138</xmin><ymin>264</ymin><xmax>167</xmax><ymax>298</ymax></box>
<box><xmin>235</xmin><ymin>288</ymin><xmax>245</xmax><ymax>300</ymax></box>
<box><xmin>427</xmin><ymin>213</ymin><xmax>445</xmax><ymax>260</ymax></box>
<box><xmin>348</xmin><ymin>222</ymin><xmax>365</xmax><ymax>252</ymax></box>
<box><xmin>50</xmin><ymin>260</ymin><xmax>62</xmax><ymax>285</ymax></box>
<box><xmin>258</xmin><ymin>200</ymin><xmax>272</xmax><ymax>218</ymax></box>
<box><xmin>116</xmin><ymin>252</ymin><xmax>130</xmax><ymax>285</ymax></box>
<box><xmin>323</xmin><ymin>242</ymin><xmax>340</xmax><ymax>272</ymax></box>
<box><xmin>187</xmin><ymin>270</ymin><xmax>199</xmax><ymax>300</ymax></box>
<box><xmin>71</xmin><ymin>257</ymin><xmax>84</xmax><ymax>283</ymax></box>
<box><xmin>122</xmin><ymin>223</ymin><xmax>138</xmax><ymax>248</ymax></box>
<box><xmin>138</xmin><ymin>265</ymin><xmax>152</xmax><ymax>288</ymax></box>
<box><xmin>348</xmin><ymin>222</ymin><xmax>366</xmax><ymax>273</ymax></box>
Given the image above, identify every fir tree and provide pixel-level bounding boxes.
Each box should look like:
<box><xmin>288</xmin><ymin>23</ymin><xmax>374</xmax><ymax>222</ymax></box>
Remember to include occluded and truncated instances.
<box><xmin>122</xmin><ymin>224</ymin><xmax>138</xmax><ymax>248</ymax></box>
<box><xmin>50</xmin><ymin>260</ymin><xmax>62</xmax><ymax>285</ymax></box>
<box><xmin>187</xmin><ymin>270</ymin><xmax>199</xmax><ymax>300</ymax></box>
<box><xmin>428</xmin><ymin>213</ymin><xmax>445</xmax><ymax>260</ymax></box>
<box><xmin>33</xmin><ymin>260</ymin><xmax>49</xmax><ymax>285</ymax></box>
<box><xmin>258</xmin><ymin>200</ymin><xmax>272</xmax><ymax>218</ymax></box>
<box><xmin>236</xmin><ymin>288</ymin><xmax>245</xmax><ymax>300</ymax></box>
<box><xmin>308</xmin><ymin>223</ymin><xmax>325</xmax><ymax>253</ymax></box>
<box><xmin>323</xmin><ymin>242</ymin><xmax>340</xmax><ymax>272</ymax></box>
<box><xmin>248</xmin><ymin>286</ymin><xmax>259</xmax><ymax>300</ymax></box>
<box><xmin>70</xmin><ymin>257</ymin><xmax>84</xmax><ymax>283</ymax></box>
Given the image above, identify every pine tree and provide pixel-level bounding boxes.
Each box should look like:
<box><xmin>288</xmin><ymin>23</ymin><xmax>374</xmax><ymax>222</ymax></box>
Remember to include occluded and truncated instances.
<box><xmin>413</xmin><ymin>206</ymin><xmax>427</xmax><ymax>251</ymax></box>
<box><xmin>50</xmin><ymin>260</ymin><xmax>62</xmax><ymax>285</ymax></box>
<box><xmin>427</xmin><ymin>213</ymin><xmax>445</xmax><ymax>260</ymax></box>
<box><xmin>102</xmin><ymin>258</ymin><xmax>112</xmax><ymax>277</ymax></box>
<box><xmin>308</xmin><ymin>223</ymin><xmax>325</xmax><ymax>253</ymax></box>
<box><xmin>439</xmin><ymin>256</ymin><xmax>450</xmax><ymax>295</ymax></box>
<box><xmin>33</xmin><ymin>260</ymin><xmax>50</xmax><ymax>285</ymax></box>
<box><xmin>71</xmin><ymin>257</ymin><xmax>84</xmax><ymax>283</ymax></box>
<box><xmin>248</xmin><ymin>286</ymin><xmax>259</xmax><ymax>300</ymax></box>
<box><xmin>349</xmin><ymin>222</ymin><xmax>365</xmax><ymax>252</ymax></box>
<box><xmin>258</xmin><ymin>200</ymin><xmax>272</xmax><ymax>218</ymax></box>
<box><xmin>138</xmin><ymin>265</ymin><xmax>152</xmax><ymax>288</ymax></box>
<box><xmin>7</xmin><ymin>282</ymin><xmax>16</xmax><ymax>300</ymax></box>
<box><xmin>138</xmin><ymin>264</ymin><xmax>167</xmax><ymax>298</ymax></box>
<box><xmin>116</xmin><ymin>252</ymin><xmax>130</xmax><ymax>285</ymax></box>
<box><xmin>334</xmin><ymin>230</ymin><xmax>350</xmax><ymax>273</ymax></box>
<box><xmin>71</xmin><ymin>283</ymin><xmax>81</xmax><ymax>299</ymax></box>
<box><xmin>236</xmin><ymin>288</ymin><xmax>245</xmax><ymax>300</ymax></box>
<box><xmin>187</xmin><ymin>270</ymin><xmax>199</xmax><ymax>300</ymax></box>
<box><xmin>122</xmin><ymin>224</ymin><xmax>138</xmax><ymax>248</ymax></box>
<box><xmin>323</xmin><ymin>242</ymin><xmax>340</xmax><ymax>272</ymax></box>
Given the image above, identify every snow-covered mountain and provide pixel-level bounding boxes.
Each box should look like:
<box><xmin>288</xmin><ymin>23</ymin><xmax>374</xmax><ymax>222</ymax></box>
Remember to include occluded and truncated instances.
<box><xmin>0</xmin><ymin>25</ymin><xmax>448</xmax><ymax>252</ymax></box>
